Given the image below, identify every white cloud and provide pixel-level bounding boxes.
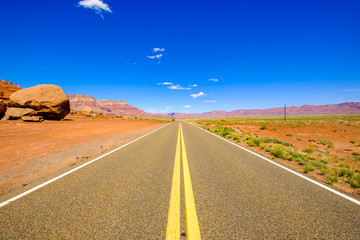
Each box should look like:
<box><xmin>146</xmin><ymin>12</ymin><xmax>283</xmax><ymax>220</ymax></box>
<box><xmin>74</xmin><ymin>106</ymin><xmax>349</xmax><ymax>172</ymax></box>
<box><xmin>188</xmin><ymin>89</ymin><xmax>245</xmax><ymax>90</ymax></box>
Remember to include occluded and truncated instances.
<box><xmin>191</xmin><ymin>92</ymin><xmax>206</xmax><ymax>98</ymax></box>
<box><xmin>153</xmin><ymin>48</ymin><xmax>165</xmax><ymax>52</ymax></box>
<box><xmin>166</xmin><ymin>106</ymin><xmax>172</xmax><ymax>109</ymax></box>
<box><xmin>168</xmin><ymin>84</ymin><xmax>191</xmax><ymax>90</ymax></box>
<box><xmin>147</xmin><ymin>54</ymin><xmax>163</xmax><ymax>59</ymax></box>
<box><xmin>157</xmin><ymin>82</ymin><xmax>173</xmax><ymax>85</ymax></box>
<box><xmin>189</xmin><ymin>84</ymin><xmax>198</xmax><ymax>87</ymax></box>
<box><xmin>183</xmin><ymin>105</ymin><xmax>191</xmax><ymax>108</ymax></box>
<box><xmin>208</xmin><ymin>78</ymin><xmax>219</xmax><ymax>82</ymax></box>
<box><xmin>78</xmin><ymin>0</ymin><xmax>112</xmax><ymax>18</ymax></box>
<box><xmin>204</xmin><ymin>100</ymin><xmax>216</xmax><ymax>102</ymax></box>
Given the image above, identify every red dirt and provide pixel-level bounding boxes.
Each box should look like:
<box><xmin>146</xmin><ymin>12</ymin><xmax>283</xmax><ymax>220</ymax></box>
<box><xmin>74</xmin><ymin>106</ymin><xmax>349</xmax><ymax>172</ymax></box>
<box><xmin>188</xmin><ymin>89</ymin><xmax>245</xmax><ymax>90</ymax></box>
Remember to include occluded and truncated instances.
<box><xmin>0</xmin><ymin>116</ymin><xmax>163</xmax><ymax>195</ymax></box>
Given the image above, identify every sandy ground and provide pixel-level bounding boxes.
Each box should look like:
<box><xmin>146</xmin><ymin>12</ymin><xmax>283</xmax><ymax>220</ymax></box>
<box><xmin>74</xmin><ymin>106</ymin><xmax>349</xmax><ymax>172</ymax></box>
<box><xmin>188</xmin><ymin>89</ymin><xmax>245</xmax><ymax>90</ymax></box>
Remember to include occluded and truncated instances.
<box><xmin>0</xmin><ymin>116</ymin><xmax>164</xmax><ymax>196</ymax></box>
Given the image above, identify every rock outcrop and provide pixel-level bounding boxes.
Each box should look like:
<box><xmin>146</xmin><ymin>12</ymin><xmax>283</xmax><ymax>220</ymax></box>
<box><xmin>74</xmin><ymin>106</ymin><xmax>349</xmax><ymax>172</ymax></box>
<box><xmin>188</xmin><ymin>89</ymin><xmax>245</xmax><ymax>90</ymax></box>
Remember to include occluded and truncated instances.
<box><xmin>68</xmin><ymin>94</ymin><xmax>145</xmax><ymax>116</ymax></box>
<box><xmin>0</xmin><ymin>80</ymin><xmax>21</xmax><ymax>102</ymax></box>
<box><xmin>4</xmin><ymin>107</ymin><xmax>35</xmax><ymax>120</ymax></box>
<box><xmin>0</xmin><ymin>101</ymin><xmax>6</xmax><ymax>119</ymax></box>
<box><xmin>7</xmin><ymin>84</ymin><xmax>70</xmax><ymax>120</ymax></box>
<box><xmin>81</xmin><ymin>106</ymin><xmax>93</xmax><ymax>117</ymax></box>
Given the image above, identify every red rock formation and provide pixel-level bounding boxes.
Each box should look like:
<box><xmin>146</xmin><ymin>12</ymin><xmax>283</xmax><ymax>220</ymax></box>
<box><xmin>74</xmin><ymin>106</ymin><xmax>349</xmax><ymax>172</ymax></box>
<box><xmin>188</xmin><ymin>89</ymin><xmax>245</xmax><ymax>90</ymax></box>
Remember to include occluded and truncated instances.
<box><xmin>68</xmin><ymin>94</ymin><xmax>145</xmax><ymax>116</ymax></box>
<box><xmin>0</xmin><ymin>80</ymin><xmax>21</xmax><ymax>101</ymax></box>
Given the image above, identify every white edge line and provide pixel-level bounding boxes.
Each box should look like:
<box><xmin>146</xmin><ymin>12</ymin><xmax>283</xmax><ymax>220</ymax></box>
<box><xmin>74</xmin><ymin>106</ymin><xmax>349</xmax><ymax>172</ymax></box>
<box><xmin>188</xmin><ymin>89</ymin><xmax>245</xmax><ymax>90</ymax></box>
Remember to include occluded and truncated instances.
<box><xmin>0</xmin><ymin>123</ymin><xmax>171</xmax><ymax>208</ymax></box>
<box><xmin>189</xmin><ymin>122</ymin><xmax>360</xmax><ymax>206</ymax></box>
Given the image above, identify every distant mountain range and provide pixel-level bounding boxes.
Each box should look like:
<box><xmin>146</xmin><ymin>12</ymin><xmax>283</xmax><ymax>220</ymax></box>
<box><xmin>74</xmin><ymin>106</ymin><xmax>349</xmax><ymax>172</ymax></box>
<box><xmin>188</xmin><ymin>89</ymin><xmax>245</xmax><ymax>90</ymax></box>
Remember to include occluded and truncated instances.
<box><xmin>1</xmin><ymin>79</ymin><xmax>359</xmax><ymax>117</ymax></box>
<box><xmin>165</xmin><ymin>102</ymin><xmax>360</xmax><ymax>118</ymax></box>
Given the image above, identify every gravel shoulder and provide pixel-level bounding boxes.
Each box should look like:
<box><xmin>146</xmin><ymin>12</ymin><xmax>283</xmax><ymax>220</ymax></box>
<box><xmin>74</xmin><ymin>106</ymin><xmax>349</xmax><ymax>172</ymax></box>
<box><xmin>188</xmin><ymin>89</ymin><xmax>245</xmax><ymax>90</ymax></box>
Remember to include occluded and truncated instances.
<box><xmin>0</xmin><ymin>116</ymin><xmax>164</xmax><ymax>196</ymax></box>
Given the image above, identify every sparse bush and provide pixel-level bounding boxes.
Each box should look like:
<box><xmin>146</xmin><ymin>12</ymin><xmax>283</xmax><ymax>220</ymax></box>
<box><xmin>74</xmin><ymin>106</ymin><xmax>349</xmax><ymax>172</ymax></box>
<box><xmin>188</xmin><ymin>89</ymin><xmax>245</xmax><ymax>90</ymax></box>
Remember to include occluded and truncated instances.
<box><xmin>296</xmin><ymin>137</ymin><xmax>302</xmax><ymax>141</ymax></box>
<box><xmin>271</xmin><ymin>145</ymin><xmax>285</xmax><ymax>158</ymax></box>
<box><xmin>247</xmin><ymin>138</ymin><xmax>261</xmax><ymax>147</ymax></box>
<box><xmin>326</xmin><ymin>175</ymin><xmax>338</xmax><ymax>184</ymax></box>
<box><xmin>308</xmin><ymin>139</ymin><xmax>317</xmax><ymax>142</ymax></box>
<box><xmin>286</xmin><ymin>133</ymin><xmax>293</xmax><ymax>137</ymax></box>
<box><xmin>233</xmin><ymin>135</ymin><xmax>241</xmax><ymax>141</ymax></box>
<box><xmin>304</xmin><ymin>165</ymin><xmax>315</xmax><ymax>173</ymax></box>
<box><xmin>350</xmin><ymin>140</ymin><xmax>355</xmax><ymax>144</ymax></box>
<box><xmin>352</xmin><ymin>152</ymin><xmax>360</xmax><ymax>156</ymax></box>
<box><xmin>303</xmin><ymin>146</ymin><xmax>315</xmax><ymax>154</ymax></box>
<box><xmin>310</xmin><ymin>161</ymin><xmax>326</xmax><ymax>168</ymax></box>
<box><xmin>319</xmin><ymin>140</ymin><xmax>334</xmax><ymax>148</ymax></box>
<box><xmin>348</xmin><ymin>174</ymin><xmax>360</xmax><ymax>188</ymax></box>
<box><xmin>344</xmin><ymin>149</ymin><xmax>352</xmax><ymax>152</ymax></box>
<box><xmin>260</xmin><ymin>124</ymin><xmax>267</xmax><ymax>130</ymax></box>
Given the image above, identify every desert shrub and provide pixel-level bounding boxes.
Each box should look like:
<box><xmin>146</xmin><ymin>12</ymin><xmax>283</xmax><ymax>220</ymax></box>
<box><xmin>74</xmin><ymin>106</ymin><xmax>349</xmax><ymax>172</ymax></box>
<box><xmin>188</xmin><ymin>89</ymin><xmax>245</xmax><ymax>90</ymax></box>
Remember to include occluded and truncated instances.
<box><xmin>286</xmin><ymin>133</ymin><xmax>293</xmax><ymax>137</ymax></box>
<box><xmin>310</xmin><ymin>161</ymin><xmax>326</xmax><ymax>168</ymax></box>
<box><xmin>260</xmin><ymin>124</ymin><xmax>267</xmax><ymax>130</ymax></box>
<box><xmin>289</xmin><ymin>151</ymin><xmax>307</xmax><ymax>162</ymax></box>
<box><xmin>233</xmin><ymin>135</ymin><xmax>241</xmax><ymax>141</ymax></box>
<box><xmin>350</xmin><ymin>140</ymin><xmax>356</xmax><ymax>144</ymax></box>
<box><xmin>271</xmin><ymin>145</ymin><xmax>286</xmax><ymax>158</ymax></box>
<box><xmin>303</xmin><ymin>146</ymin><xmax>315</xmax><ymax>154</ymax></box>
<box><xmin>348</xmin><ymin>174</ymin><xmax>360</xmax><ymax>188</ymax></box>
<box><xmin>321</xmin><ymin>157</ymin><xmax>329</xmax><ymax>164</ymax></box>
<box><xmin>344</xmin><ymin>149</ymin><xmax>352</xmax><ymax>152</ymax></box>
<box><xmin>320</xmin><ymin>167</ymin><xmax>329</xmax><ymax>175</ymax></box>
<box><xmin>319</xmin><ymin>140</ymin><xmax>334</xmax><ymax>148</ymax></box>
<box><xmin>247</xmin><ymin>138</ymin><xmax>261</xmax><ymax>147</ymax></box>
<box><xmin>308</xmin><ymin>139</ymin><xmax>317</xmax><ymax>142</ymax></box>
<box><xmin>326</xmin><ymin>175</ymin><xmax>338</xmax><ymax>184</ymax></box>
<box><xmin>221</xmin><ymin>131</ymin><xmax>231</xmax><ymax>137</ymax></box>
<box><xmin>303</xmin><ymin>165</ymin><xmax>315</xmax><ymax>173</ymax></box>
<box><xmin>352</xmin><ymin>152</ymin><xmax>360</xmax><ymax>156</ymax></box>
<box><xmin>296</xmin><ymin>138</ymin><xmax>302</xmax><ymax>141</ymax></box>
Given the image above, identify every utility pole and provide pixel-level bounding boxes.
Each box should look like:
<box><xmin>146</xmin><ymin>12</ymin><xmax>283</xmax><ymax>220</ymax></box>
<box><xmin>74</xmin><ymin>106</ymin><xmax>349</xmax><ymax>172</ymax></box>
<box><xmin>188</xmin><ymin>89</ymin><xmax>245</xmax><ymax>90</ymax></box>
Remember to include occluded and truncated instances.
<box><xmin>284</xmin><ymin>104</ymin><xmax>287</xmax><ymax>122</ymax></box>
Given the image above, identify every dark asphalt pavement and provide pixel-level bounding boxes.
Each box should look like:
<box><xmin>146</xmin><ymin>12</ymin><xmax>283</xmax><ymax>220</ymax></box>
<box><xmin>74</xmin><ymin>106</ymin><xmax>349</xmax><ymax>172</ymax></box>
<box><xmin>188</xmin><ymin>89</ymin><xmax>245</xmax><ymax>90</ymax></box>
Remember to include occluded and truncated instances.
<box><xmin>1</xmin><ymin>121</ymin><xmax>360</xmax><ymax>239</ymax></box>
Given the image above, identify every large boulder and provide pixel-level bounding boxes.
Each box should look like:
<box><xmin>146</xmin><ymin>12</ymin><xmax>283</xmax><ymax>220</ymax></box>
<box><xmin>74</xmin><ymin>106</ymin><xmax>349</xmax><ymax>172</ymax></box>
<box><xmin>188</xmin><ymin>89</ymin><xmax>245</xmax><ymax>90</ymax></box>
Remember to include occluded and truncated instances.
<box><xmin>81</xmin><ymin>106</ymin><xmax>93</xmax><ymax>117</ymax></box>
<box><xmin>8</xmin><ymin>84</ymin><xmax>70</xmax><ymax>120</ymax></box>
<box><xmin>0</xmin><ymin>101</ymin><xmax>6</xmax><ymax>119</ymax></box>
<box><xmin>4</xmin><ymin>107</ymin><xmax>35</xmax><ymax>120</ymax></box>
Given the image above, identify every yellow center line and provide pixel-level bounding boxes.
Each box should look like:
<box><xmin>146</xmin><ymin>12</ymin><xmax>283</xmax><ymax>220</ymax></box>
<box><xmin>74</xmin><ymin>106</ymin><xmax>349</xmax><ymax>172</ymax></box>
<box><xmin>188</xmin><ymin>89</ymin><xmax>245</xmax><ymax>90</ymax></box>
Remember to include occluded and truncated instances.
<box><xmin>180</xmin><ymin>122</ymin><xmax>201</xmax><ymax>240</ymax></box>
<box><xmin>166</xmin><ymin>124</ymin><xmax>181</xmax><ymax>240</ymax></box>
<box><xmin>166</xmin><ymin>122</ymin><xmax>201</xmax><ymax>240</ymax></box>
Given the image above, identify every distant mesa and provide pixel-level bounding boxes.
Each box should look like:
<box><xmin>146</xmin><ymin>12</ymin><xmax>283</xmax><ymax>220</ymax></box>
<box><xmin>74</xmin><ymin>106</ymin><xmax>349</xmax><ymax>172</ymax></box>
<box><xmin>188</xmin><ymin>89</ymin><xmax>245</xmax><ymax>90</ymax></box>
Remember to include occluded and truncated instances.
<box><xmin>68</xmin><ymin>94</ymin><xmax>145</xmax><ymax>116</ymax></box>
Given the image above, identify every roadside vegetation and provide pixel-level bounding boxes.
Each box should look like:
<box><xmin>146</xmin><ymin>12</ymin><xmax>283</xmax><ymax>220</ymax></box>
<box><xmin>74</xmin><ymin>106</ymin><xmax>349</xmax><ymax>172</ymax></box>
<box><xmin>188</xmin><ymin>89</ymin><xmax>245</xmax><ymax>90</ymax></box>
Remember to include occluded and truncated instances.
<box><xmin>189</xmin><ymin>114</ymin><xmax>360</xmax><ymax>194</ymax></box>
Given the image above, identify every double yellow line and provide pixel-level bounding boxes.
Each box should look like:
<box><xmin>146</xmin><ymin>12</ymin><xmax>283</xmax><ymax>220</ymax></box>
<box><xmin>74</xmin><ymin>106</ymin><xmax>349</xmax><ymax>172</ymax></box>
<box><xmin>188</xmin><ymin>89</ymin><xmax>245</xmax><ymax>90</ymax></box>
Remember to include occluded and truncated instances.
<box><xmin>166</xmin><ymin>122</ymin><xmax>201</xmax><ymax>240</ymax></box>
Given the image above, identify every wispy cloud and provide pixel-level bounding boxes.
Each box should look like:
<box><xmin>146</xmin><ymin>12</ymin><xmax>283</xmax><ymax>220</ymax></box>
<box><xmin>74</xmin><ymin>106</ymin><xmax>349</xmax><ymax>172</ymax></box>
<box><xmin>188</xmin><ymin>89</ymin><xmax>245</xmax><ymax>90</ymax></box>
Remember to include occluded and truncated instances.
<box><xmin>153</xmin><ymin>48</ymin><xmax>165</xmax><ymax>52</ymax></box>
<box><xmin>183</xmin><ymin>105</ymin><xmax>191</xmax><ymax>108</ymax></box>
<box><xmin>191</xmin><ymin>92</ymin><xmax>206</xmax><ymax>98</ymax></box>
<box><xmin>189</xmin><ymin>84</ymin><xmax>198</xmax><ymax>87</ymax></box>
<box><xmin>204</xmin><ymin>100</ymin><xmax>216</xmax><ymax>102</ymax></box>
<box><xmin>168</xmin><ymin>84</ymin><xmax>191</xmax><ymax>90</ymax></box>
<box><xmin>78</xmin><ymin>0</ymin><xmax>112</xmax><ymax>18</ymax></box>
<box><xmin>208</xmin><ymin>78</ymin><xmax>219</xmax><ymax>82</ymax></box>
<box><xmin>157</xmin><ymin>82</ymin><xmax>173</xmax><ymax>85</ymax></box>
<box><xmin>147</xmin><ymin>54</ymin><xmax>163</xmax><ymax>59</ymax></box>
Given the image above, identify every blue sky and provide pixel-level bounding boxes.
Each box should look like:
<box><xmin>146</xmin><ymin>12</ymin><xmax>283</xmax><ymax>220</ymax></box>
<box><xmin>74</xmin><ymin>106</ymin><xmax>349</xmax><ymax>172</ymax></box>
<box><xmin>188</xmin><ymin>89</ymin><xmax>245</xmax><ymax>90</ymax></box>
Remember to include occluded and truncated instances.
<box><xmin>0</xmin><ymin>0</ymin><xmax>359</xmax><ymax>113</ymax></box>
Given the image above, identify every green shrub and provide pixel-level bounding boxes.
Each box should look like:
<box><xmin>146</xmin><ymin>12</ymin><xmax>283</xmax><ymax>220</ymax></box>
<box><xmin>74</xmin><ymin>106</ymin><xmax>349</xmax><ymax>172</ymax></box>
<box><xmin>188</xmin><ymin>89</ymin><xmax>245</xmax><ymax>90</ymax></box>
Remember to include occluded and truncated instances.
<box><xmin>326</xmin><ymin>175</ymin><xmax>338</xmax><ymax>184</ymax></box>
<box><xmin>296</xmin><ymin>137</ymin><xmax>302</xmax><ymax>141</ymax></box>
<box><xmin>310</xmin><ymin>161</ymin><xmax>326</xmax><ymax>168</ymax></box>
<box><xmin>233</xmin><ymin>135</ymin><xmax>241</xmax><ymax>141</ymax></box>
<box><xmin>221</xmin><ymin>131</ymin><xmax>231</xmax><ymax>137</ymax></box>
<box><xmin>260</xmin><ymin>124</ymin><xmax>267</xmax><ymax>130</ymax></box>
<box><xmin>247</xmin><ymin>138</ymin><xmax>261</xmax><ymax>147</ymax></box>
<box><xmin>352</xmin><ymin>152</ymin><xmax>360</xmax><ymax>156</ymax></box>
<box><xmin>286</xmin><ymin>133</ymin><xmax>293</xmax><ymax>137</ymax></box>
<box><xmin>303</xmin><ymin>165</ymin><xmax>315</xmax><ymax>173</ymax></box>
<box><xmin>308</xmin><ymin>139</ymin><xmax>317</xmax><ymax>142</ymax></box>
<box><xmin>350</xmin><ymin>140</ymin><xmax>356</xmax><ymax>144</ymax></box>
<box><xmin>319</xmin><ymin>140</ymin><xmax>334</xmax><ymax>148</ymax></box>
<box><xmin>303</xmin><ymin>146</ymin><xmax>315</xmax><ymax>153</ymax></box>
<box><xmin>348</xmin><ymin>174</ymin><xmax>360</xmax><ymax>188</ymax></box>
<box><xmin>271</xmin><ymin>145</ymin><xmax>286</xmax><ymax>158</ymax></box>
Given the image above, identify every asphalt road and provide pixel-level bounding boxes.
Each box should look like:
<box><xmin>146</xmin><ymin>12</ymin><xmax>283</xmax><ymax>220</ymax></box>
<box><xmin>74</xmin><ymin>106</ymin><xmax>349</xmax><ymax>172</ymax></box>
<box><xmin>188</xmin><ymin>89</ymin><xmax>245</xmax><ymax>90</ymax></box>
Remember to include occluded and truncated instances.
<box><xmin>1</xmin><ymin>121</ymin><xmax>360</xmax><ymax>239</ymax></box>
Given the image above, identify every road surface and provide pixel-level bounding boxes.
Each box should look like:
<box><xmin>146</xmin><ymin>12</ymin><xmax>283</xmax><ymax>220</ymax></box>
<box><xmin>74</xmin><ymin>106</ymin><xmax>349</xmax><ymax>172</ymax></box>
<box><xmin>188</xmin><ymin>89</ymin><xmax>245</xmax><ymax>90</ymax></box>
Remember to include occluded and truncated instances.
<box><xmin>1</xmin><ymin>121</ymin><xmax>360</xmax><ymax>239</ymax></box>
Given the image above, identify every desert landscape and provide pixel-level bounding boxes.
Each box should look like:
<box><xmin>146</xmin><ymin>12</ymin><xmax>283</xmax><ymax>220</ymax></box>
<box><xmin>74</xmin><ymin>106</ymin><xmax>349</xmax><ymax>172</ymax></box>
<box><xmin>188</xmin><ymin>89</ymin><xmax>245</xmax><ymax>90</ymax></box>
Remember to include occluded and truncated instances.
<box><xmin>192</xmin><ymin>115</ymin><xmax>360</xmax><ymax>195</ymax></box>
